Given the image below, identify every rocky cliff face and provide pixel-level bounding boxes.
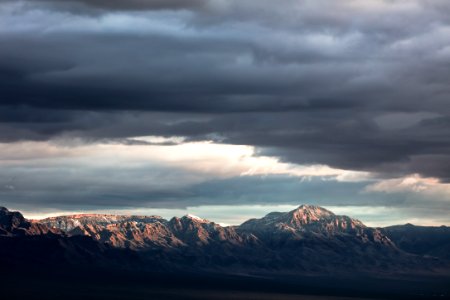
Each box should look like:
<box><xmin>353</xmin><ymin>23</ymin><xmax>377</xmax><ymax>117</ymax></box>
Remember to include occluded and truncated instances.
<box><xmin>0</xmin><ymin>206</ymin><xmax>60</xmax><ymax>236</ymax></box>
<box><xmin>38</xmin><ymin>212</ymin><xmax>257</xmax><ymax>250</ymax></box>
<box><xmin>38</xmin><ymin>213</ymin><xmax>181</xmax><ymax>249</ymax></box>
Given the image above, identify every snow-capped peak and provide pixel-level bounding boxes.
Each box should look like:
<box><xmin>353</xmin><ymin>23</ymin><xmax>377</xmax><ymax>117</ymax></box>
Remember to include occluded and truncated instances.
<box><xmin>184</xmin><ymin>214</ymin><xmax>207</xmax><ymax>222</ymax></box>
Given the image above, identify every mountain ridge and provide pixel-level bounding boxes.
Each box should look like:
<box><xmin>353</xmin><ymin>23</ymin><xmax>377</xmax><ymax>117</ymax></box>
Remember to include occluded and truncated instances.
<box><xmin>35</xmin><ymin>204</ymin><xmax>385</xmax><ymax>250</ymax></box>
<box><xmin>1</xmin><ymin>204</ymin><xmax>449</xmax><ymax>275</ymax></box>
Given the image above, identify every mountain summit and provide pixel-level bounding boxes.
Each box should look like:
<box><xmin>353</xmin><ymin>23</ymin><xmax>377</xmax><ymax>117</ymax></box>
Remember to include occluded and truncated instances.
<box><xmin>243</xmin><ymin>205</ymin><xmax>336</xmax><ymax>227</ymax></box>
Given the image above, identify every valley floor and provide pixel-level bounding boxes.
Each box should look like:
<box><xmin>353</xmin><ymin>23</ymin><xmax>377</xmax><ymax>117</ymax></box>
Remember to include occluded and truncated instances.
<box><xmin>1</xmin><ymin>267</ymin><xmax>449</xmax><ymax>300</ymax></box>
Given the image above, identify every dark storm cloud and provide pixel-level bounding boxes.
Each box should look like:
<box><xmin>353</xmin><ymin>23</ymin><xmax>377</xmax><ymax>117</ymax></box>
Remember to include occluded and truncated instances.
<box><xmin>64</xmin><ymin>0</ymin><xmax>207</xmax><ymax>10</ymax></box>
<box><xmin>0</xmin><ymin>172</ymin><xmax>421</xmax><ymax>209</ymax></box>
<box><xmin>1</xmin><ymin>0</ymin><xmax>450</xmax><ymax>181</ymax></box>
<box><xmin>0</xmin><ymin>0</ymin><xmax>208</xmax><ymax>11</ymax></box>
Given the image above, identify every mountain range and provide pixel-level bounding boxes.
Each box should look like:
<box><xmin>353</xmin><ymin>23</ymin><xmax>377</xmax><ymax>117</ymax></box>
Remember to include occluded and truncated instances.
<box><xmin>1</xmin><ymin>204</ymin><xmax>449</xmax><ymax>277</ymax></box>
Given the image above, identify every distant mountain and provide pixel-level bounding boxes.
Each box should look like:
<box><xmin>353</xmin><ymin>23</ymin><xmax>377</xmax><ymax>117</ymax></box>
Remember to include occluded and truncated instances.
<box><xmin>37</xmin><ymin>212</ymin><xmax>255</xmax><ymax>250</ymax></box>
<box><xmin>382</xmin><ymin>224</ymin><xmax>450</xmax><ymax>260</ymax></box>
<box><xmin>1</xmin><ymin>205</ymin><xmax>449</xmax><ymax>276</ymax></box>
<box><xmin>235</xmin><ymin>205</ymin><xmax>418</xmax><ymax>273</ymax></box>
<box><xmin>239</xmin><ymin>204</ymin><xmax>394</xmax><ymax>246</ymax></box>
<box><xmin>0</xmin><ymin>207</ymin><xmax>139</xmax><ymax>270</ymax></box>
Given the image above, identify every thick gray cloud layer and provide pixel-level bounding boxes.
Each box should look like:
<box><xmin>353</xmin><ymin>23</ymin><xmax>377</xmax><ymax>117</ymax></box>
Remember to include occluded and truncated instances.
<box><xmin>0</xmin><ymin>0</ymin><xmax>208</xmax><ymax>11</ymax></box>
<box><xmin>1</xmin><ymin>0</ymin><xmax>450</xmax><ymax>181</ymax></box>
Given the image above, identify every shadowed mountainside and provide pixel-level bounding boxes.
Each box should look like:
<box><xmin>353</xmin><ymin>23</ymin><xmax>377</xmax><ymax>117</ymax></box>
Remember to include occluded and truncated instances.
<box><xmin>382</xmin><ymin>224</ymin><xmax>450</xmax><ymax>260</ymax></box>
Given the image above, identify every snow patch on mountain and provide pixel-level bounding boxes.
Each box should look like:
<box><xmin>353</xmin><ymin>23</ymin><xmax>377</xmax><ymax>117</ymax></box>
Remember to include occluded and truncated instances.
<box><xmin>184</xmin><ymin>214</ymin><xmax>207</xmax><ymax>222</ymax></box>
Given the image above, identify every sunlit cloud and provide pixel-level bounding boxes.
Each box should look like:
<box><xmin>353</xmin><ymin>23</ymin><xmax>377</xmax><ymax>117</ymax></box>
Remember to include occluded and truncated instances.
<box><xmin>364</xmin><ymin>174</ymin><xmax>450</xmax><ymax>196</ymax></box>
<box><xmin>0</xmin><ymin>138</ymin><xmax>369</xmax><ymax>181</ymax></box>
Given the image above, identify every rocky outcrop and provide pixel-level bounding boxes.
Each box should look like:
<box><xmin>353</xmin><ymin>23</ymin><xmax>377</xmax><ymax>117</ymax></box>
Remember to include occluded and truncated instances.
<box><xmin>0</xmin><ymin>206</ymin><xmax>61</xmax><ymax>236</ymax></box>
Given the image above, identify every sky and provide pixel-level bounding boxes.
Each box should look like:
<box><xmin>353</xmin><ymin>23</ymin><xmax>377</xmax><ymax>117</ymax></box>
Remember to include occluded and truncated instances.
<box><xmin>1</xmin><ymin>0</ymin><xmax>450</xmax><ymax>226</ymax></box>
